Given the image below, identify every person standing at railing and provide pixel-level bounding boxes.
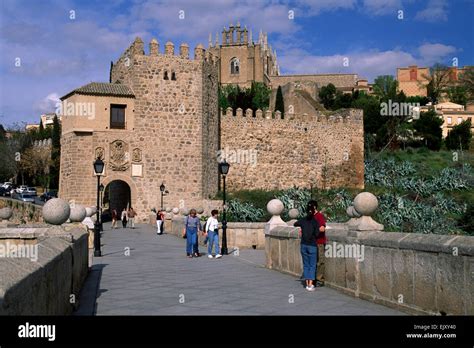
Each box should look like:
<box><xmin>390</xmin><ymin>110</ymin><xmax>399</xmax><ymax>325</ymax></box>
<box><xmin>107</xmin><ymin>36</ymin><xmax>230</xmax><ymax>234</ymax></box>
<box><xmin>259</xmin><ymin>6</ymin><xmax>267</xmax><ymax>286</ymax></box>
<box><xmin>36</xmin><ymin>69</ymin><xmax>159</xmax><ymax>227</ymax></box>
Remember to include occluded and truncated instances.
<box><xmin>294</xmin><ymin>201</ymin><xmax>320</xmax><ymax>292</ymax></box>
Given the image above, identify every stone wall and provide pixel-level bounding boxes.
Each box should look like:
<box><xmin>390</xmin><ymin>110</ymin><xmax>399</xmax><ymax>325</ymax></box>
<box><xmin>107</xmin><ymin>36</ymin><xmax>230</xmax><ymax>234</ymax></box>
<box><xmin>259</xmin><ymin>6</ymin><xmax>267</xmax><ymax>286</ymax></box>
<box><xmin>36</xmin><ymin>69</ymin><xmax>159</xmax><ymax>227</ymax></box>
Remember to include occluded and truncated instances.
<box><xmin>220</xmin><ymin>108</ymin><xmax>364</xmax><ymax>190</ymax></box>
<box><xmin>265</xmin><ymin>224</ymin><xmax>474</xmax><ymax>315</ymax></box>
<box><xmin>0</xmin><ymin>198</ymin><xmax>43</xmax><ymax>224</ymax></box>
<box><xmin>170</xmin><ymin>217</ymin><xmax>266</xmax><ymax>249</ymax></box>
<box><xmin>0</xmin><ymin>225</ymin><xmax>89</xmax><ymax>315</ymax></box>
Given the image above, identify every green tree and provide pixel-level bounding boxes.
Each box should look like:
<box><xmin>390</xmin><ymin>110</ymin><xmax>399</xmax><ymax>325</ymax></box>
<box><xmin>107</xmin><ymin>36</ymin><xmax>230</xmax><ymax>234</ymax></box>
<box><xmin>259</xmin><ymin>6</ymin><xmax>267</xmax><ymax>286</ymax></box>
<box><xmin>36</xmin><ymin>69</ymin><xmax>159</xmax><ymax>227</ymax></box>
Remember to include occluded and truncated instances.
<box><xmin>406</xmin><ymin>96</ymin><xmax>430</xmax><ymax>106</ymax></box>
<box><xmin>318</xmin><ymin>83</ymin><xmax>336</xmax><ymax>109</ymax></box>
<box><xmin>413</xmin><ymin>110</ymin><xmax>444</xmax><ymax>150</ymax></box>
<box><xmin>333</xmin><ymin>91</ymin><xmax>353</xmax><ymax>109</ymax></box>
<box><xmin>251</xmin><ymin>82</ymin><xmax>271</xmax><ymax>111</ymax></box>
<box><xmin>447</xmin><ymin>85</ymin><xmax>468</xmax><ymax>106</ymax></box>
<box><xmin>274</xmin><ymin>85</ymin><xmax>284</xmax><ymax>118</ymax></box>
<box><xmin>373</xmin><ymin>75</ymin><xmax>398</xmax><ymax>101</ymax></box>
<box><xmin>445</xmin><ymin>119</ymin><xmax>472</xmax><ymax>151</ymax></box>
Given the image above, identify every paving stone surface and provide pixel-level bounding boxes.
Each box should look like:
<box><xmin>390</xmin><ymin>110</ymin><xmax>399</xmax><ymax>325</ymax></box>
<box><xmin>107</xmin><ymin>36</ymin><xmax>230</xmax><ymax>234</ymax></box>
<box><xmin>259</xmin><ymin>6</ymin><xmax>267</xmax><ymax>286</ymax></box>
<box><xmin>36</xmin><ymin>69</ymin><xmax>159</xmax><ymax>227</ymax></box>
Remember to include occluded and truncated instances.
<box><xmin>75</xmin><ymin>223</ymin><xmax>405</xmax><ymax>316</ymax></box>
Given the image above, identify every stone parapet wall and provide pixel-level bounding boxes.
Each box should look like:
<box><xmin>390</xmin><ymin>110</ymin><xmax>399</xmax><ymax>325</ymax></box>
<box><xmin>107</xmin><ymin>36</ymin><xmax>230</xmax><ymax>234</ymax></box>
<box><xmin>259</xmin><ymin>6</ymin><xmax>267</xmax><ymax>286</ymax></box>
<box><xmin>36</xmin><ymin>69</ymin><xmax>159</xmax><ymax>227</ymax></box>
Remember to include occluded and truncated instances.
<box><xmin>0</xmin><ymin>198</ymin><xmax>43</xmax><ymax>224</ymax></box>
<box><xmin>0</xmin><ymin>225</ymin><xmax>89</xmax><ymax>315</ymax></box>
<box><xmin>221</xmin><ymin>109</ymin><xmax>364</xmax><ymax>190</ymax></box>
<box><xmin>265</xmin><ymin>225</ymin><xmax>474</xmax><ymax>315</ymax></box>
<box><xmin>170</xmin><ymin>217</ymin><xmax>266</xmax><ymax>249</ymax></box>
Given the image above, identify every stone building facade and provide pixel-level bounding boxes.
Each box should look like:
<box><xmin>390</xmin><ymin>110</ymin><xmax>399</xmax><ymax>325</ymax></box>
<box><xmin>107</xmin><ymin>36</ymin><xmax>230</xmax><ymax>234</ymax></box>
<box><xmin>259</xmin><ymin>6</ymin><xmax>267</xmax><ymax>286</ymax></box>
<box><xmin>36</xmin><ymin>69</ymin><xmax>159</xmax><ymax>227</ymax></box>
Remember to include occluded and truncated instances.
<box><xmin>59</xmin><ymin>38</ymin><xmax>219</xmax><ymax>221</ymax></box>
<box><xmin>208</xmin><ymin>22</ymin><xmax>279</xmax><ymax>88</ymax></box>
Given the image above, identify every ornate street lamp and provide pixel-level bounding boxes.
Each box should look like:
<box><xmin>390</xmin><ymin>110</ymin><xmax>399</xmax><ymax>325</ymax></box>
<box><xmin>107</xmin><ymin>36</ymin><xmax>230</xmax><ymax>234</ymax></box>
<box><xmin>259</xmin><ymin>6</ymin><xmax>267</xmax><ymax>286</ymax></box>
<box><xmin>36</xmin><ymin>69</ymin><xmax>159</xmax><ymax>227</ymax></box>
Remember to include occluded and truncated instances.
<box><xmin>93</xmin><ymin>158</ymin><xmax>105</xmax><ymax>257</ymax></box>
<box><xmin>218</xmin><ymin>160</ymin><xmax>230</xmax><ymax>255</ymax></box>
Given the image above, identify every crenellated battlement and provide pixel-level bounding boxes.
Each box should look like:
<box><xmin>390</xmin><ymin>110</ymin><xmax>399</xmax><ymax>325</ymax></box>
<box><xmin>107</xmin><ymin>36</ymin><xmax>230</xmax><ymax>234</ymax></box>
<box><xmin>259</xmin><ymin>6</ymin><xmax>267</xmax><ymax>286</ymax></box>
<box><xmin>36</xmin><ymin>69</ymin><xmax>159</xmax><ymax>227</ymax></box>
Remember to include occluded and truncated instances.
<box><xmin>220</xmin><ymin>107</ymin><xmax>363</xmax><ymax>123</ymax></box>
<box><xmin>115</xmin><ymin>37</ymin><xmax>219</xmax><ymax>66</ymax></box>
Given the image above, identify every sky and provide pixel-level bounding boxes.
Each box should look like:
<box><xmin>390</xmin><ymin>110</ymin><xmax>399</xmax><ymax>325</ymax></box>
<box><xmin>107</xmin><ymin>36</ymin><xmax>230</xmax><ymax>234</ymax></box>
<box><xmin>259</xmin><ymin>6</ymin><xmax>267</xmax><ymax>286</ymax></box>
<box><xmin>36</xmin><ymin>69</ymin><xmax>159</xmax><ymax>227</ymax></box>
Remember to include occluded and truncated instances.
<box><xmin>0</xmin><ymin>0</ymin><xmax>473</xmax><ymax>126</ymax></box>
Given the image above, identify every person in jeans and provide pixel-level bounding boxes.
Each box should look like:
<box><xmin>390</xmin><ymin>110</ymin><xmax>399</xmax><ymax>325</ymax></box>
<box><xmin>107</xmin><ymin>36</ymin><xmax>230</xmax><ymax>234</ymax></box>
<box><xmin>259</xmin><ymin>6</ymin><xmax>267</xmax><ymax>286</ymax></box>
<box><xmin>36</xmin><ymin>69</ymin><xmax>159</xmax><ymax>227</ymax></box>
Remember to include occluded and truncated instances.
<box><xmin>121</xmin><ymin>208</ymin><xmax>128</xmax><ymax>228</ymax></box>
<box><xmin>111</xmin><ymin>209</ymin><xmax>118</xmax><ymax>229</ymax></box>
<box><xmin>294</xmin><ymin>201</ymin><xmax>320</xmax><ymax>291</ymax></box>
<box><xmin>183</xmin><ymin>209</ymin><xmax>202</xmax><ymax>258</ymax></box>
<box><xmin>205</xmin><ymin>210</ymin><xmax>222</xmax><ymax>259</ymax></box>
<box><xmin>156</xmin><ymin>210</ymin><xmax>164</xmax><ymax>235</ymax></box>
<box><xmin>128</xmin><ymin>207</ymin><xmax>136</xmax><ymax>229</ymax></box>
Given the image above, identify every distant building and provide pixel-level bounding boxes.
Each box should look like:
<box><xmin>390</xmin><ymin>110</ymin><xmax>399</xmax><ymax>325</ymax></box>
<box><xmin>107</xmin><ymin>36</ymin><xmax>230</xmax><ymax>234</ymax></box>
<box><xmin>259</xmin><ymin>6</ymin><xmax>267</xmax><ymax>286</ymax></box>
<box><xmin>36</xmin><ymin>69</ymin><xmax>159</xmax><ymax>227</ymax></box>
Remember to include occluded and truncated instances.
<box><xmin>397</xmin><ymin>65</ymin><xmax>430</xmax><ymax>97</ymax></box>
<box><xmin>397</xmin><ymin>65</ymin><xmax>472</xmax><ymax>98</ymax></box>
<box><xmin>25</xmin><ymin>113</ymin><xmax>61</xmax><ymax>132</ymax></box>
<box><xmin>434</xmin><ymin>102</ymin><xmax>474</xmax><ymax>137</ymax></box>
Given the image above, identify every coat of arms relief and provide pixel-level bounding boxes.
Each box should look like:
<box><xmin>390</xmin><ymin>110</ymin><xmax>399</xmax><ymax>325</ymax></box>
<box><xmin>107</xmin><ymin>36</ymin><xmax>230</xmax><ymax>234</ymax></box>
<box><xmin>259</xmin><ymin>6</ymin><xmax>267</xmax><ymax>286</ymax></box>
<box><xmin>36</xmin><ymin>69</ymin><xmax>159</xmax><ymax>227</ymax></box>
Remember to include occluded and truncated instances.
<box><xmin>109</xmin><ymin>140</ymin><xmax>130</xmax><ymax>171</ymax></box>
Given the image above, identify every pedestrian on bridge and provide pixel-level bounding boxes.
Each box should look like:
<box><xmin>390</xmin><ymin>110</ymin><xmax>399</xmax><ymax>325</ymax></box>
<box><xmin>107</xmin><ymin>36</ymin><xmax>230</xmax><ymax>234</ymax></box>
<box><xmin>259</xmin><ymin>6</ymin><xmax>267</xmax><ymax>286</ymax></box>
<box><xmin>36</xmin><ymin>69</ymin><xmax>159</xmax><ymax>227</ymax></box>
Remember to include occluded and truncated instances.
<box><xmin>294</xmin><ymin>201</ymin><xmax>320</xmax><ymax>292</ymax></box>
<box><xmin>121</xmin><ymin>208</ymin><xmax>128</xmax><ymax>228</ymax></box>
<box><xmin>205</xmin><ymin>210</ymin><xmax>222</xmax><ymax>259</ymax></box>
<box><xmin>183</xmin><ymin>209</ymin><xmax>202</xmax><ymax>258</ymax></box>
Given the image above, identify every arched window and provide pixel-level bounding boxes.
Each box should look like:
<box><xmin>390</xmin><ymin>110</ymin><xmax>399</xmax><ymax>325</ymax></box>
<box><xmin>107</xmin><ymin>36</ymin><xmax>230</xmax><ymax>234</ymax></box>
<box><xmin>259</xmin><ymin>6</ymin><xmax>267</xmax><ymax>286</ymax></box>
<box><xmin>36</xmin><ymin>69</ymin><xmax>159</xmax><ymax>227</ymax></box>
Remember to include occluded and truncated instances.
<box><xmin>164</xmin><ymin>71</ymin><xmax>169</xmax><ymax>80</ymax></box>
<box><xmin>171</xmin><ymin>71</ymin><xmax>176</xmax><ymax>80</ymax></box>
<box><xmin>230</xmin><ymin>57</ymin><xmax>240</xmax><ymax>75</ymax></box>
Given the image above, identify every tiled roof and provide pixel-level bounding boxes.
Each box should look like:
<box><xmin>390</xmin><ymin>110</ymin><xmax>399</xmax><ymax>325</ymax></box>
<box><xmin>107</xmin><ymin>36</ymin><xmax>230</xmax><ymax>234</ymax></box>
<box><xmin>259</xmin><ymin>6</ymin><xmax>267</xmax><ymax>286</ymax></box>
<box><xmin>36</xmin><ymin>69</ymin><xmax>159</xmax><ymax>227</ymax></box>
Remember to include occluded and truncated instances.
<box><xmin>60</xmin><ymin>82</ymin><xmax>135</xmax><ymax>100</ymax></box>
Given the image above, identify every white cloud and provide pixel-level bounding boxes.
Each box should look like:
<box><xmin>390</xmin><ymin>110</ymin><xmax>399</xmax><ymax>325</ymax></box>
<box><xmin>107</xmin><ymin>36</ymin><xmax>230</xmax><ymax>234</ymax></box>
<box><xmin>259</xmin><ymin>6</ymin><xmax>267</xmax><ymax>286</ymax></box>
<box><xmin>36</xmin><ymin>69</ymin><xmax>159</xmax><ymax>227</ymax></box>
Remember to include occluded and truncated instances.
<box><xmin>418</xmin><ymin>43</ymin><xmax>457</xmax><ymax>64</ymax></box>
<box><xmin>362</xmin><ymin>0</ymin><xmax>403</xmax><ymax>16</ymax></box>
<box><xmin>297</xmin><ymin>0</ymin><xmax>356</xmax><ymax>15</ymax></box>
<box><xmin>415</xmin><ymin>0</ymin><xmax>448</xmax><ymax>22</ymax></box>
<box><xmin>279</xmin><ymin>49</ymin><xmax>416</xmax><ymax>81</ymax></box>
<box><xmin>35</xmin><ymin>93</ymin><xmax>60</xmax><ymax>114</ymax></box>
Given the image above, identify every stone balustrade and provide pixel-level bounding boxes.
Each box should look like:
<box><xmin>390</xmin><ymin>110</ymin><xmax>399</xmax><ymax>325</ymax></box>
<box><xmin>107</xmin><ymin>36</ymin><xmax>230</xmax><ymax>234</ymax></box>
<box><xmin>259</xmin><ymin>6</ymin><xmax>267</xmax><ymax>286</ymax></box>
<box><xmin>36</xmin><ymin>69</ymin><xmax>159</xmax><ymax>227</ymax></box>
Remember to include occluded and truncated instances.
<box><xmin>264</xmin><ymin>195</ymin><xmax>474</xmax><ymax>315</ymax></box>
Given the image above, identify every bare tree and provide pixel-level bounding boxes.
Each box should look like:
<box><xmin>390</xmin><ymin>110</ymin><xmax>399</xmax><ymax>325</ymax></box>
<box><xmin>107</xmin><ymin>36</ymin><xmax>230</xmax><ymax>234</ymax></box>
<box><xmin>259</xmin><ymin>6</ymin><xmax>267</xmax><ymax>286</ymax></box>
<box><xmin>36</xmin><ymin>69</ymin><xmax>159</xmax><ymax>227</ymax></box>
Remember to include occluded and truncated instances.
<box><xmin>422</xmin><ymin>64</ymin><xmax>452</xmax><ymax>104</ymax></box>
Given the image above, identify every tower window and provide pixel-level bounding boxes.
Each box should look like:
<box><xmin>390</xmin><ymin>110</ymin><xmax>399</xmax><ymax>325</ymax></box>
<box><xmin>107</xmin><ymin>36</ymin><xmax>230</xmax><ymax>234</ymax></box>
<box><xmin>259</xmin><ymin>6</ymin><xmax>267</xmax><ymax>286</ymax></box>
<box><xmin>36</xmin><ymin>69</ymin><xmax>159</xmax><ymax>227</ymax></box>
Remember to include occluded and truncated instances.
<box><xmin>110</xmin><ymin>104</ymin><xmax>126</xmax><ymax>129</ymax></box>
<box><xmin>171</xmin><ymin>71</ymin><xmax>176</xmax><ymax>80</ymax></box>
<box><xmin>230</xmin><ymin>57</ymin><xmax>240</xmax><ymax>75</ymax></box>
<box><xmin>164</xmin><ymin>71</ymin><xmax>169</xmax><ymax>80</ymax></box>
<box><xmin>409</xmin><ymin>69</ymin><xmax>417</xmax><ymax>81</ymax></box>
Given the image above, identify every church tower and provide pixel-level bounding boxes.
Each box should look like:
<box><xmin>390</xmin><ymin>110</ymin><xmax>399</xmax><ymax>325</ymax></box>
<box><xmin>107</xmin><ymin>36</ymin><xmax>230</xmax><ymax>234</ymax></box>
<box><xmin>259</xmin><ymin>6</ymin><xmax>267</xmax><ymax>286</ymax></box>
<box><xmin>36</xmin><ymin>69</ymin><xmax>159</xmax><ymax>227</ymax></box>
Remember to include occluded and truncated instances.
<box><xmin>209</xmin><ymin>22</ymin><xmax>279</xmax><ymax>88</ymax></box>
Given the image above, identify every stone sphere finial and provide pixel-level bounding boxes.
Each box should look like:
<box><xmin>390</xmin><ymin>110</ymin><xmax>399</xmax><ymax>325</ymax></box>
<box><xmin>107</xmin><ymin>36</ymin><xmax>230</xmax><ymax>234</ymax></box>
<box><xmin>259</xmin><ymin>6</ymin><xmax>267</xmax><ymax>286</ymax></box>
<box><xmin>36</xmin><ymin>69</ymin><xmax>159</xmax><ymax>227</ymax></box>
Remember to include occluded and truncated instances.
<box><xmin>196</xmin><ymin>207</ymin><xmax>204</xmax><ymax>214</ymax></box>
<box><xmin>172</xmin><ymin>207</ymin><xmax>179</xmax><ymax>215</ymax></box>
<box><xmin>165</xmin><ymin>207</ymin><xmax>172</xmax><ymax>213</ymax></box>
<box><xmin>0</xmin><ymin>207</ymin><xmax>13</xmax><ymax>221</ymax></box>
<box><xmin>69</xmin><ymin>204</ymin><xmax>87</xmax><ymax>222</ymax></box>
<box><xmin>180</xmin><ymin>207</ymin><xmax>189</xmax><ymax>216</ymax></box>
<box><xmin>85</xmin><ymin>207</ymin><xmax>95</xmax><ymax>217</ymax></box>
<box><xmin>346</xmin><ymin>205</ymin><xmax>361</xmax><ymax>218</ymax></box>
<box><xmin>43</xmin><ymin>198</ymin><xmax>70</xmax><ymax>225</ymax></box>
<box><xmin>288</xmin><ymin>208</ymin><xmax>299</xmax><ymax>219</ymax></box>
<box><xmin>267</xmin><ymin>199</ymin><xmax>284</xmax><ymax>216</ymax></box>
<box><xmin>353</xmin><ymin>192</ymin><xmax>378</xmax><ymax>216</ymax></box>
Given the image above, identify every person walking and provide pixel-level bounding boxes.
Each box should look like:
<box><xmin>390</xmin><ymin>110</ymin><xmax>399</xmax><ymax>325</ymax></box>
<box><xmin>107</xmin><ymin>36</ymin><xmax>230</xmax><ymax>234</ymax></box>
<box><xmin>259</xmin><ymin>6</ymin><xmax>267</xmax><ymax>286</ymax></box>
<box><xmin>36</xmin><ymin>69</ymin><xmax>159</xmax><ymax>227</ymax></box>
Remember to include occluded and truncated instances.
<box><xmin>121</xmin><ymin>208</ymin><xmax>128</xmax><ymax>228</ymax></box>
<box><xmin>205</xmin><ymin>210</ymin><xmax>222</xmax><ymax>259</ymax></box>
<box><xmin>128</xmin><ymin>207</ymin><xmax>136</xmax><ymax>229</ymax></box>
<box><xmin>294</xmin><ymin>201</ymin><xmax>320</xmax><ymax>291</ymax></box>
<box><xmin>111</xmin><ymin>209</ymin><xmax>118</xmax><ymax>229</ymax></box>
<box><xmin>156</xmin><ymin>210</ymin><xmax>164</xmax><ymax>235</ymax></box>
<box><xmin>312</xmin><ymin>201</ymin><xmax>327</xmax><ymax>287</ymax></box>
<box><xmin>182</xmin><ymin>209</ymin><xmax>202</xmax><ymax>258</ymax></box>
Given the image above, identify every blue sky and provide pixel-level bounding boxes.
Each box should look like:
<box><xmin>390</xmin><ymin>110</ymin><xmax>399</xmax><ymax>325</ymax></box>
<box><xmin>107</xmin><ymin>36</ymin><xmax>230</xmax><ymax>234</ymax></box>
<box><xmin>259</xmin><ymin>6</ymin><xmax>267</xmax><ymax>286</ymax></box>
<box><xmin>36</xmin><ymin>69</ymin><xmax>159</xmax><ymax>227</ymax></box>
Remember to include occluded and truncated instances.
<box><xmin>0</xmin><ymin>0</ymin><xmax>473</xmax><ymax>126</ymax></box>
